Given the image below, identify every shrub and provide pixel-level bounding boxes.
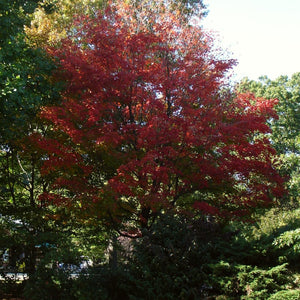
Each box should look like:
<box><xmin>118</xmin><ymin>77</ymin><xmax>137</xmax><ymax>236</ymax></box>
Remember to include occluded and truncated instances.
<box><xmin>269</xmin><ymin>289</ymin><xmax>300</xmax><ymax>300</ymax></box>
<box><xmin>23</xmin><ymin>267</ymin><xmax>74</xmax><ymax>300</ymax></box>
<box><xmin>237</xmin><ymin>263</ymin><xmax>292</xmax><ymax>299</ymax></box>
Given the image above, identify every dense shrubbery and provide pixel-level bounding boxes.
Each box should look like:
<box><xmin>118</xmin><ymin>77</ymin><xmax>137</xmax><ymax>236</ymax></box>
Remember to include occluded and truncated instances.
<box><xmin>22</xmin><ymin>211</ymin><xmax>300</xmax><ymax>299</ymax></box>
<box><xmin>73</xmin><ymin>210</ymin><xmax>299</xmax><ymax>299</ymax></box>
<box><xmin>23</xmin><ymin>267</ymin><xmax>73</xmax><ymax>300</ymax></box>
<box><xmin>1</xmin><ymin>209</ymin><xmax>300</xmax><ymax>299</ymax></box>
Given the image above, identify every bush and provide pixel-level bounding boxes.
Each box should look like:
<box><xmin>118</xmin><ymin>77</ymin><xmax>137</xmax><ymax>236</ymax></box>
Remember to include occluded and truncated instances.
<box><xmin>23</xmin><ymin>267</ymin><xmax>74</xmax><ymax>300</ymax></box>
<box><xmin>20</xmin><ymin>210</ymin><xmax>300</xmax><ymax>299</ymax></box>
<box><xmin>126</xmin><ymin>213</ymin><xmax>220</xmax><ymax>299</ymax></box>
<box><xmin>237</xmin><ymin>263</ymin><xmax>292</xmax><ymax>299</ymax></box>
<box><xmin>269</xmin><ymin>289</ymin><xmax>300</xmax><ymax>300</ymax></box>
<box><xmin>71</xmin><ymin>267</ymin><xmax>135</xmax><ymax>300</ymax></box>
<box><xmin>70</xmin><ymin>213</ymin><xmax>223</xmax><ymax>299</ymax></box>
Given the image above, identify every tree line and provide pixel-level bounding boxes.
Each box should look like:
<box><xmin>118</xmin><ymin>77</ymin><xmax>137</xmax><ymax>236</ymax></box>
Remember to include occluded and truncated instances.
<box><xmin>0</xmin><ymin>0</ymin><xmax>299</xmax><ymax>298</ymax></box>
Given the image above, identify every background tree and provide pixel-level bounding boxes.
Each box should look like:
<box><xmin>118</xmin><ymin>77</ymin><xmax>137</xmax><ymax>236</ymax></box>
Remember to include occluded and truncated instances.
<box><xmin>25</xmin><ymin>0</ymin><xmax>107</xmax><ymax>47</ymax></box>
<box><xmin>122</xmin><ymin>0</ymin><xmax>207</xmax><ymax>25</ymax></box>
<box><xmin>0</xmin><ymin>0</ymin><xmax>82</xmax><ymax>277</ymax></box>
<box><xmin>237</xmin><ymin>74</ymin><xmax>300</xmax><ymax>205</ymax></box>
<box><xmin>129</xmin><ymin>0</ymin><xmax>207</xmax><ymax>17</ymax></box>
<box><xmin>25</xmin><ymin>0</ymin><xmax>207</xmax><ymax>48</ymax></box>
<box><xmin>235</xmin><ymin>75</ymin><xmax>300</xmax><ymax>300</ymax></box>
<box><xmin>0</xmin><ymin>0</ymin><xmax>39</xmax><ymax>42</ymax></box>
<box><xmin>34</xmin><ymin>4</ymin><xmax>285</xmax><ymax>234</ymax></box>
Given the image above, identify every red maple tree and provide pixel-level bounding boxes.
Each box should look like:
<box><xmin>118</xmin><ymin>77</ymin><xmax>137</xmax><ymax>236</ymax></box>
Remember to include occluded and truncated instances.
<box><xmin>33</xmin><ymin>5</ymin><xmax>285</xmax><ymax>229</ymax></box>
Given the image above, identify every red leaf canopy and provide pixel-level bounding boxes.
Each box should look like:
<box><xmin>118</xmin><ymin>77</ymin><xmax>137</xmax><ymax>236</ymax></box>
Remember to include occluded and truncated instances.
<box><xmin>35</xmin><ymin>5</ymin><xmax>285</xmax><ymax>227</ymax></box>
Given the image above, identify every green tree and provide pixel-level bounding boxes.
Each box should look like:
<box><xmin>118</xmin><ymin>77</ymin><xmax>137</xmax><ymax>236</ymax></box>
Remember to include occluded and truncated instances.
<box><xmin>0</xmin><ymin>0</ymin><xmax>60</xmax><ymax>143</ymax></box>
<box><xmin>0</xmin><ymin>0</ymin><xmax>39</xmax><ymax>43</ymax></box>
<box><xmin>0</xmin><ymin>0</ymin><xmax>65</xmax><ymax>277</ymax></box>
<box><xmin>236</xmin><ymin>75</ymin><xmax>300</xmax><ymax>300</ymax></box>
<box><xmin>237</xmin><ymin>74</ymin><xmax>300</xmax><ymax>204</ymax></box>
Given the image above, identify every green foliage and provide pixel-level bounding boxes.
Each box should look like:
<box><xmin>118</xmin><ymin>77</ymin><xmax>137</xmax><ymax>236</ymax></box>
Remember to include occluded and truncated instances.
<box><xmin>0</xmin><ymin>0</ymin><xmax>65</xmax><ymax>283</ymax></box>
<box><xmin>205</xmin><ymin>262</ymin><xmax>294</xmax><ymax>299</ymax></box>
<box><xmin>237</xmin><ymin>74</ymin><xmax>300</xmax><ymax>205</ymax></box>
<box><xmin>23</xmin><ymin>266</ymin><xmax>74</xmax><ymax>300</ymax></box>
<box><xmin>39</xmin><ymin>213</ymin><xmax>224</xmax><ymax>299</ymax></box>
<box><xmin>237</xmin><ymin>74</ymin><xmax>300</xmax><ymax>155</ymax></box>
<box><xmin>250</xmin><ymin>208</ymin><xmax>300</xmax><ymax>239</ymax></box>
<box><xmin>0</xmin><ymin>36</ymin><xmax>59</xmax><ymax>143</ymax></box>
<box><xmin>274</xmin><ymin>228</ymin><xmax>300</xmax><ymax>250</ymax></box>
<box><xmin>4</xmin><ymin>210</ymin><xmax>300</xmax><ymax>299</ymax></box>
<box><xmin>269</xmin><ymin>289</ymin><xmax>300</xmax><ymax>300</ymax></box>
<box><xmin>0</xmin><ymin>0</ymin><xmax>61</xmax><ymax>145</ymax></box>
<box><xmin>0</xmin><ymin>0</ymin><xmax>39</xmax><ymax>43</ymax></box>
<box><xmin>237</xmin><ymin>263</ymin><xmax>292</xmax><ymax>299</ymax></box>
<box><xmin>22</xmin><ymin>223</ymin><xmax>109</xmax><ymax>299</ymax></box>
<box><xmin>125</xmin><ymin>213</ymin><xmax>214</xmax><ymax>299</ymax></box>
<box><xmin>61</xmin><ymin>212</ymin><xmax>300</xmax><ymax>299</ymax></box>
<box><xmin>235</xmin><ymin>208</ymin><xmax>300</xmax><ymax>267</ymax></box>
<box><xmin>273</xmin><ymin>228</ymin><xmax>300</xmax><ymax>262</ymax></box>
<box><xmin>72</xmin><ymin>267</ymin><xmax>135</xmax><ymax>300</ymax></box>
<box><xmin>0</xmin><ymin>0</ymin><xmax>57</xmax><ymax>142</ymax></box>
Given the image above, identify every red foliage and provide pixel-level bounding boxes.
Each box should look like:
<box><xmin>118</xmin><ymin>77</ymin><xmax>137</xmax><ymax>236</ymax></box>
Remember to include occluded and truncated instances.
<box><xmin>35</xmin><ymin>4</ymin><xmax>285</xmax><ymax>226</ymax></box>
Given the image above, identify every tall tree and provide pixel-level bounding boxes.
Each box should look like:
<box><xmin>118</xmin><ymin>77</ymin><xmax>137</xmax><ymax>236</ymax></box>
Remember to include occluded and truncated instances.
<box><xmin>237</xmin><ymin>74</ymin><xmax>300</xmax><ymax>204</ymax></box>
<box><xmin>33</xmin><ymin>4</ymin><xmax>285</xmax><ymax>233</ymax></box>
<box><xmin>0</xmin><ymin>0</ymin><xmax>65</xmax><ymax>274</ymax></box>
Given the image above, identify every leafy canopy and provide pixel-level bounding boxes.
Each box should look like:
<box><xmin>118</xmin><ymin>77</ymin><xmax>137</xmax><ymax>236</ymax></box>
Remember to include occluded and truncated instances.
<box><xmin>33</xmin><ymin>4</ymin><xmax>285</xmax><ymax>230</ymax></box>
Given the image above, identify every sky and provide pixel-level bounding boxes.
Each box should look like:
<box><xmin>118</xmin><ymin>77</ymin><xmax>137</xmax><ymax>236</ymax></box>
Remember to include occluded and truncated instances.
<box><xmin>201</xmin><ymin>0</ymin><xmax>300</xmax><ymax>81</ymax></box>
